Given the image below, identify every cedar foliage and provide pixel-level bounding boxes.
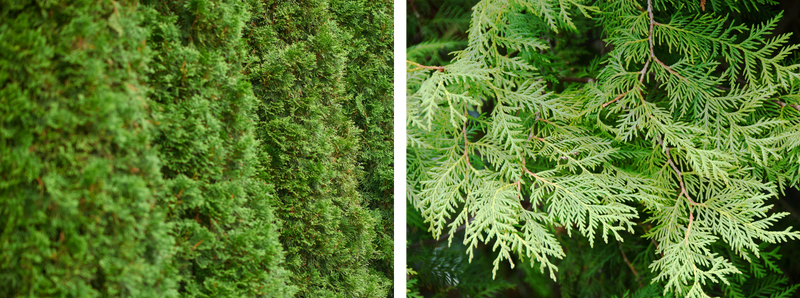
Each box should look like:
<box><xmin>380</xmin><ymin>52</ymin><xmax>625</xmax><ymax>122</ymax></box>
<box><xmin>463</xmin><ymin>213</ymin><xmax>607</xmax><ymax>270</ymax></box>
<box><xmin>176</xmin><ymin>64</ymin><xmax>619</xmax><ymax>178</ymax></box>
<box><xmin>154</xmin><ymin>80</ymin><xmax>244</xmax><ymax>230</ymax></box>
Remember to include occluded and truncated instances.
<box><xmin>246</xmin><ymin>0</ymin><xmax>391</xmax><ymax>296</ymax></box>
<box><xmin>407</xmin><ymin>0</ymin><xmax>800</xmax><ymax>297</ymax></box>
<box><xmin>0</xmin><ymin>1</ymin><xmax>172</xmax><ymax>296</ymax></box>
<box><xmin>329</xmin><ymin>0</ymin><xmax>395</xmax><ymax>280</ymax></box>
<box><xmin>1</xmin><ymin>0</ymin><xmax>392</xmax><ymax>297</ymax></box>
<box><xmin>141</xmin><ymin>0</ymin><xmax>293</xmax><ymax>296</ymax></box>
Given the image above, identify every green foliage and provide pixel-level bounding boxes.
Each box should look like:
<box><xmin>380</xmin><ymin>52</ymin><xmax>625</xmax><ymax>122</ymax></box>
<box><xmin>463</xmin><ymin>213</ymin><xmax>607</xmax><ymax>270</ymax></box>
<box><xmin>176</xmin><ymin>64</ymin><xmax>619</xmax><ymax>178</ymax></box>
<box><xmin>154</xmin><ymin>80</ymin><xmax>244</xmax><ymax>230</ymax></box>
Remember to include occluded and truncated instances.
<box><xmin>329</xmin><ymin>0</ymin><xmax>395</xmax><ymax>282</ymax></box>
<box><xmin>141</xmin><ymin>0</ymin><xmax>293</xmax><ymax>296</ymax></box>
<box><xmin>715</xmin><ymin>242</ymin><xmax>799</xmax><ymax>298</ymax></box>
<box><xmin>406</xmin><ymin>0</ymin><xmax>477</xmax><ymax>66</ymax></box>
<box><xmin>0</xmin><ymin>1</ymin><xmax>172</xmax><ymax>296</ymax></box>
<box><xmin>406</xmin><ymin>267</ymin><xmax>425</xmax><ymax>298</ymax></box>
<box><xmin>407</xmin><ymin>0</ymin><xmax>800</xmax><ymax>297</ymax></box>
<box><xmin>403</xmin><ymin>240</ymin><xmax>422</xmax><ymax>298</ymax></box>
<box><xmin>246</xmin><ymin>0</ymin><xmax>391</xmax><ymax>296</ymax></box>
<box><xmin>408</xmin><ymin>205</ymin><xmax>517</xmax><ymax>298</ymax></box>
<box><xmin>1</xmin><ymin>0</ymin><xmax>391</xmax><ymax>297</ymax></box>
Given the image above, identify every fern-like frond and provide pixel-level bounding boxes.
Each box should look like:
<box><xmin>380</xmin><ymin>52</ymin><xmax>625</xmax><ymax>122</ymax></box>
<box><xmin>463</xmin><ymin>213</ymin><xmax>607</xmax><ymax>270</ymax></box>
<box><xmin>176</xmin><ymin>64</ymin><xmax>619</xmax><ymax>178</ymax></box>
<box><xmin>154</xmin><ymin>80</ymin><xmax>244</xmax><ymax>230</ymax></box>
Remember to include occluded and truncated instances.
<box><xmin>407</xmin><ymin>39</ymin><xmax>469</xmax><ymax>62</ymax></box>
<box><xmin>654</xmin><ymin>12</ymin><xmax>800</xmax><ymax>88</ymax></box>
<box><xmin>530</xmin><ymin>173</ymin><xmax>638</xmax><ymax>245</ymax></box>
<box><xmin>649</xmin><ymin>225</ymin><xmax>739</xmax><ymax>298</ymax></box>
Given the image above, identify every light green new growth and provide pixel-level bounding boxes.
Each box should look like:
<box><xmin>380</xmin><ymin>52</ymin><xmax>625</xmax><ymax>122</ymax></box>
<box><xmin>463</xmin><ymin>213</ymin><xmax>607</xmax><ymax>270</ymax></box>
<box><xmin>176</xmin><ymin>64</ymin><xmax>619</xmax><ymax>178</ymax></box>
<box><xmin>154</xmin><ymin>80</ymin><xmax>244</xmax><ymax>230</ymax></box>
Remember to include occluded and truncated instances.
<box><xmin>407</xmin><ymin>0</ymin><xmax>800</xmax><ymax>297</ymax></box>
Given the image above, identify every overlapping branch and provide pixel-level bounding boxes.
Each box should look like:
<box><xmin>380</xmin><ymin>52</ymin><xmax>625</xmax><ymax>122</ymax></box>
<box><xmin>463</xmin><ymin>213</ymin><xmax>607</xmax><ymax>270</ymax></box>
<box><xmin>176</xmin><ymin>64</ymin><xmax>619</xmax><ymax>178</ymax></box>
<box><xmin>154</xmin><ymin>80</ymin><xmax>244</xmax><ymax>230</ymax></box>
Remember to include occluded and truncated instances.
<box><xmin>655</xmin><ymin>135</ymin><xmax>706</xmax><ymax>245</ymax></box>
<box><xmin>603</xmin><ymin>0</ymin><xmax>692</xmax><ymax>108</ymax></box>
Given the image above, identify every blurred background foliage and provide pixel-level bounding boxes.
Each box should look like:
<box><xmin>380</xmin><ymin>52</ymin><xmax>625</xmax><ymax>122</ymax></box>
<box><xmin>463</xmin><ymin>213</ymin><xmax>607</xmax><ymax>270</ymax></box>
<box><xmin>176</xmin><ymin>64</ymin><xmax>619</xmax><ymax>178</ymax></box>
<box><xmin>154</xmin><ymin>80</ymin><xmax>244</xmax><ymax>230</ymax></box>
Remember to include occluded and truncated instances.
<box><xmin>407</xmin><ymin>0</ymin><xmax>475</xmax><ymax>66</ymax></box>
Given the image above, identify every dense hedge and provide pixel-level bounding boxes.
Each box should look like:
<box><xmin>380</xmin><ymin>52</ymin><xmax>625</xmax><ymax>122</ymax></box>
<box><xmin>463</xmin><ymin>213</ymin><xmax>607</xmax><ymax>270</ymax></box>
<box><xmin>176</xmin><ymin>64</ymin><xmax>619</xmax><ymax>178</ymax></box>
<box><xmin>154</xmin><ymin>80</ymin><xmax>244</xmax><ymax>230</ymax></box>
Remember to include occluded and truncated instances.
<box><xmin>329</xmin><ymin>0</ymin><xmax>394</xmax><ymax>281</ymax></box>
<box><xmin>1</xmin><ymin>0</ymin><xmax>391</xmax><ymax>297</ymax></box>
<box><xmin>246</xmin><ymin>0</ymin><xmax>391</xmax><ymax>296</ymax></box>
<box><xmin>0</xmin><ymin>1</ymin><xmax>172</xmax><ymax>296</ymax></box>
<box><xmin>140</xmin><ymin>0</ymin><xmax>293</xmax><ymax>296</ymax></box>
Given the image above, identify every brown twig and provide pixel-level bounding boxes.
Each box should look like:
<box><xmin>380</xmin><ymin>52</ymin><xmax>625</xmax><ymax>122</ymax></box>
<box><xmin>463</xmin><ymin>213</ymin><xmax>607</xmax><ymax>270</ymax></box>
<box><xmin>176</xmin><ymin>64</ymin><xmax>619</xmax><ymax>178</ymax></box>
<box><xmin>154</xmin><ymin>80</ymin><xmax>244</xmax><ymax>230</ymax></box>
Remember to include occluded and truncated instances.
<box><xmin>527</xmin><ymin>129</ymin><xmax>545</xmax><ymax>142</ymax></box>
<box><xmin>656</xmin><ymin>136</ymin><xmax>703</xmax><ymax>207</ymax></box>
<box><xmin>685</xmin><ymin>211</ymin><xmax>695</xmax><ymax>241</ymax></box>
<box><xmin>656</xmin><ymin>135</ymin><xmax>705</xmax><ymax>244</ymax></box>
<box><xmin>602</xmin><ymin>90</ymin><xmax>631</xmax><ymax>108</ymax></box>
<box><xmin>773</xmin><ymin>99</ymin><xmax>800</xmax><ymax>113</ymax></box>
<box><xmin>191</xmin><ymin>239</ymin><xmax>204</xmax><ymax>250</ymax></box>
<box><xmin>604</xmin><ymin>0</ymin><xmax>697</xmax><ymax>109</ymax></box>
<box><xmin>619</xmin><ymin>241</ymin><xmax>643</xmax><ymax>287</ymax></box>
<box><xmin>653</xmin><ymin>56</ymin><xmax>688</xmax><ymax>82</ymax></box>
<box><xmin>603</xmin><ymin>2</ymin><xmax>656</xmax><ymax>109</ymax></box>
<box><xmin>407</xmin><ymin>60</ymin><xmax>445</xmax><ymax>72</ymax></box>
<box><xmin>523</xmin><ymin>167</ymin><xmax>550</xmax><ymax>186</ymax></box>
<box><xmin>558</xmin><ymin>76</ymin><xmax>595</xmax><ymax>83</ymax></box>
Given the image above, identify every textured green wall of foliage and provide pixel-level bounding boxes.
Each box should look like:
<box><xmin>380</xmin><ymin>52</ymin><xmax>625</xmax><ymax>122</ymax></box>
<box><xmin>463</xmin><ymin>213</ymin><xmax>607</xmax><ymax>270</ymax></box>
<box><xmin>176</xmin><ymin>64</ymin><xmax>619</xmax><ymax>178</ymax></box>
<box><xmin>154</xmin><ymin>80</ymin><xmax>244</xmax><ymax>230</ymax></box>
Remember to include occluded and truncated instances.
<box><xmin>246</xmin><ymin>0</ymin><xmax>390</xmax><ymax>296</ymax></box>
<box><xmin>2</xmin><ymin>0</ymin><xmax>391</xmax><ymax>297</ymax></box>
<box><xmin>141</xmin><ymin>0</ymin><xmax>293</xmax><ymax>296</ymax></box>
<box><xmin>0</xmin><ymin>1</ymin><xmax>172</xmax><ymax>296</ymax></box>
<box><xmin>329</xmin><ymin>0</ymin><xmax>395</xmax><ymax>282</ymax></box>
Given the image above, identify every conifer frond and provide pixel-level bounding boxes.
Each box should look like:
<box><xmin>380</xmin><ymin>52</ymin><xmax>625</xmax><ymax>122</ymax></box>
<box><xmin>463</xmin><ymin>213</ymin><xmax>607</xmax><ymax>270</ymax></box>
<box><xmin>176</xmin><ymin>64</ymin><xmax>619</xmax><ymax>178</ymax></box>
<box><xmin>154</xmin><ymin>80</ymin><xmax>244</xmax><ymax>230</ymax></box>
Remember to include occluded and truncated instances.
<box><xmin>407</xmin><ymin>40</ymin><xmax>468</xmax><ymax>62</ymax></box>
<box><xmin>529</xmin><ymin>173</ymin><xmax>638</xmax><ymax>244</ymax></box>
<box><xmin>649</xmin><ymin>225</ymin><xmax>739</xmax><ymax>298</ymax></box>
<box><xmin>697</xmin><ymin>184</ymin><xmax>798</xmax><ymax>260</ymax></box>
<box><xmin>653</xmin><ymin>12</ymin><xmax>800</xmax><ymax>88</ymax></box>
<box><xmin>464</xmin><ymin>178</ymin><xmax>565</xmax><ymax>279</ymax></box>
<box><xmin>419</xmin><ymin>152</ymin><xmax>472</xmax><ymax>239</ymax></box>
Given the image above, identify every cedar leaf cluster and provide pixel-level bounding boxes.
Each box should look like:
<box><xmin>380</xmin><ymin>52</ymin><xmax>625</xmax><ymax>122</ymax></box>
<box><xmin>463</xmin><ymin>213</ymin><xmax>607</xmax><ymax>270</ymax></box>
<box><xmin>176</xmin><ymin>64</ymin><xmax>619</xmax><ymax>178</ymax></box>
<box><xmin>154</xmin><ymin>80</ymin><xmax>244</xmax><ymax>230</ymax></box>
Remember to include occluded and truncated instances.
<box><xmin>407</xmin><ymin>0</ymin><xmax>800</xmax><ymax>297</ymax></box>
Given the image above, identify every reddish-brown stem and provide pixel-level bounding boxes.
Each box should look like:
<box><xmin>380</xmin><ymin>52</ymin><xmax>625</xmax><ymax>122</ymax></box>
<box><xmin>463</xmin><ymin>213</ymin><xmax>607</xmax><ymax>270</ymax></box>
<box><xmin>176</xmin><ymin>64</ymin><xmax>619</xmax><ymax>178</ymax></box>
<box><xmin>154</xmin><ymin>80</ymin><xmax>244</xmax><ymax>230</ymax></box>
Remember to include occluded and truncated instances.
<box><xmin>773</xmin><ymin>99</ymin><xmax>800</xmax><ymax>113</ymax></box>
<box><xmin>527</xmin><ymin>129</ymin><xmax>545</xmax><ymax>142</ymax></box>
<box><xmin>653</xmin><ymin>56</ymin><xmax>688</xmax><ymax>82</ymax></box>
<box><xmin>407</xmin><ymin>60</ymin><xmax>445</xmax><ymax>72</ymax></box>
<box><xmin>619</xmin><ymin>241</ymin><xmax>643</xmax><ymax>287</ymax></box>
<box><xmin>656</xmin><ymin>136</ymin><xmax>704</xmax><ymax>244</ymax></box>
<box><xmin>657</xmin><ymin>137</ymin><xmax>703</xmax><ymax>207</ymax></box>
<box><xmin>559</xmin><ymin>76</ymin><xmax>595</xmax><ymax>83</ymax></box>
<box><xmin>605</xmin><ymin>0</ymin><xmax>696</xmax><ymax>110</ymax></box>
<box><xmin>684</xmin><ymin>210</ymin><xmax>694</xmax><ymax>241</ymax></box>
<box><xmin>602</xmin><ymin>90</ymin><xmax>631</xmax><ymax>108</ymax></box>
